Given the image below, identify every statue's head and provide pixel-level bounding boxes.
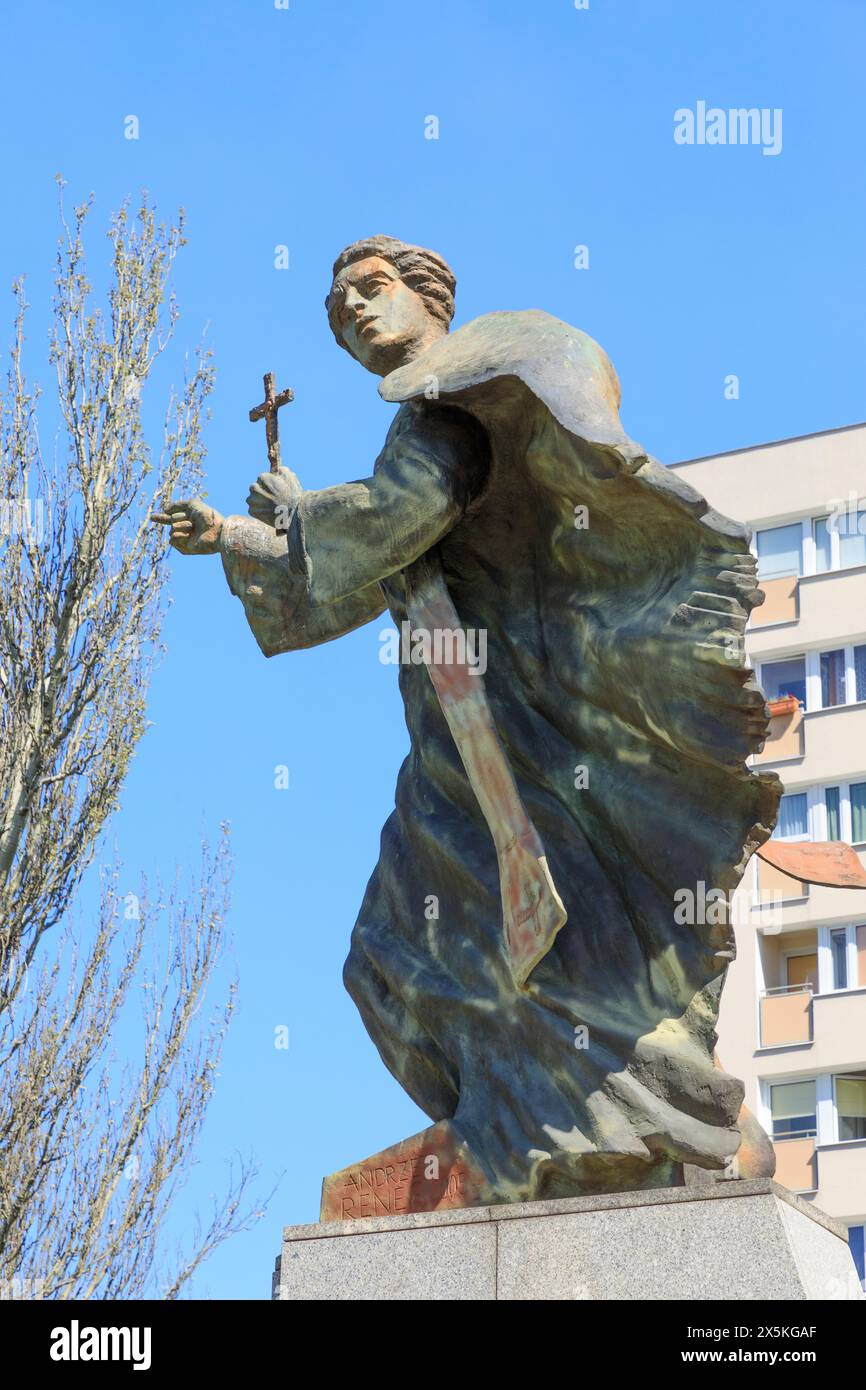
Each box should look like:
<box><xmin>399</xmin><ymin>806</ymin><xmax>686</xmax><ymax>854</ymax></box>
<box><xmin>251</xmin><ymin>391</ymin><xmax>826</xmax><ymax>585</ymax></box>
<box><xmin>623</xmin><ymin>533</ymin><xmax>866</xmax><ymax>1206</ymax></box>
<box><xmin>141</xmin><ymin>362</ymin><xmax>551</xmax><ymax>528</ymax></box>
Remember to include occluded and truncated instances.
<box><xmin>326</xmin><ymin>235</ymin><xmax>456</xmax><ymax>377</ymax></box>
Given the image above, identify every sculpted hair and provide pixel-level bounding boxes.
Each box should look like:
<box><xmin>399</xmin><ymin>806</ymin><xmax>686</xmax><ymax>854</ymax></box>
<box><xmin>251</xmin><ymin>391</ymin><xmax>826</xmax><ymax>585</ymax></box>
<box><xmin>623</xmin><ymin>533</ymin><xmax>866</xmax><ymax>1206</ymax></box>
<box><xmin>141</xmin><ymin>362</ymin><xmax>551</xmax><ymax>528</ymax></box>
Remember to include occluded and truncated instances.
<box><xmin>326</xmin><ymin>235</ymin><xmax>456</xmax><ymax>347</ymax></box>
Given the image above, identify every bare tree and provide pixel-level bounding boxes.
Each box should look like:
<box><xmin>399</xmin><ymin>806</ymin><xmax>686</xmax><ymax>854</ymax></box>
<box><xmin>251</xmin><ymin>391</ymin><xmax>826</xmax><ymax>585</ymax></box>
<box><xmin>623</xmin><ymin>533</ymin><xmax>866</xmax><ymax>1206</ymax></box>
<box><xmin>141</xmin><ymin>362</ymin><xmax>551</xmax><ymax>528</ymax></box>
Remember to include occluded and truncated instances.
<box><xmin>0</xmin><ymin>188</ymin><xmax>262</xmax><ymax>1298</ymax></box>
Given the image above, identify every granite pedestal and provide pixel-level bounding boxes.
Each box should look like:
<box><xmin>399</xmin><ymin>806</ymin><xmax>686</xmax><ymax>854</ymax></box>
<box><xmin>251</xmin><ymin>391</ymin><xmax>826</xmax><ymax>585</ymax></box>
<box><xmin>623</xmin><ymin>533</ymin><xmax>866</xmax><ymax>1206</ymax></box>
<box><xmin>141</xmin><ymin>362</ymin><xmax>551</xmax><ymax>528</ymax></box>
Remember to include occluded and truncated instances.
<box><xmin>272</xmin><ymin>1179</ymin><xmax>865</xmax><ymax>1301</ymax></box>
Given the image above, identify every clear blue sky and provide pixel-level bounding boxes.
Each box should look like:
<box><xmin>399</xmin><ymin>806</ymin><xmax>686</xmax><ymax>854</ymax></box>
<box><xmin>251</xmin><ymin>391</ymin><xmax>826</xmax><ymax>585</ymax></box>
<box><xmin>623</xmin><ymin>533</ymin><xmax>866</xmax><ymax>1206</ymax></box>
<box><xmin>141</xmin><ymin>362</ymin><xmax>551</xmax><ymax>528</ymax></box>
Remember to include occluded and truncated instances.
<box><xmin>2</xmin><ymin>0</ymin><xmax>864</xmax><ymax>1299</ymax></box>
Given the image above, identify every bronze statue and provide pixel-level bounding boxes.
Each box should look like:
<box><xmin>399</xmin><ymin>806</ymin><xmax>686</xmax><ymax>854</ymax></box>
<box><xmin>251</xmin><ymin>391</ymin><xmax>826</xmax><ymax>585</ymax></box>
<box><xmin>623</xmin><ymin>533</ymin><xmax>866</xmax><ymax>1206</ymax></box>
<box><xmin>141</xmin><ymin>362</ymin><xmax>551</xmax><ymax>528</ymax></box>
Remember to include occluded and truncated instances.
<box><xmin>155</xmin><ymin>235</ymin><xmax>789</xmax><ymax>1209</ymax></box>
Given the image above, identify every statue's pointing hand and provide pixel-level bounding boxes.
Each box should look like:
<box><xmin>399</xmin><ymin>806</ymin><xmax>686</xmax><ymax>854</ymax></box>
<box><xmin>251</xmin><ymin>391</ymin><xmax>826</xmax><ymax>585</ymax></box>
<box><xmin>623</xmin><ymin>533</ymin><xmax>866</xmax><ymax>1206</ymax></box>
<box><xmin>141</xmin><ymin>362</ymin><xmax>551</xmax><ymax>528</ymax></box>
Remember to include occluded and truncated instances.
<box><xmin>246</xmin><ymin>466</ymin><xmax>302</xmax><ymax>530</ymax></box>
<box><xmin>151</xmin><ymin>498</ymin><xmax>223</xmax><ymax>556</ymax></box>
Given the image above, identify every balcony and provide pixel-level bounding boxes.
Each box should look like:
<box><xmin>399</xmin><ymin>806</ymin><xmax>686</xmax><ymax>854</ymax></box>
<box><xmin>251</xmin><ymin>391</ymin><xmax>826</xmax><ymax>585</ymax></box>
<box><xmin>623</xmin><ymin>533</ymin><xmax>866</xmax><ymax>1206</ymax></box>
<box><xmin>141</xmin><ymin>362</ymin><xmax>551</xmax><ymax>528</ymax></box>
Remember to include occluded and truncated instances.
<box><xmin>751</xmin><ymin>698</ymin><xmax>866</xmax><ymax>786</ymax></box>
<box><xmin>755</xmin><ymin>989</ymin><xmax>866</xmax><ymax>1077</ymax></box>
<box><xmin>772</xmin><ymin>1134</ymin><xmax>817</xmax><ymax>1193</ymax></box>
<box><xmin>747</xmin><ymin>564</ymin><xmax>866</xmax><ymax>655</ymax></box>
<box><xmin>792</xmin><ymin>703</ymin><xmax>866</xmax><ymax>786</ymax></box>
<box><xmin>751</xmin><ymin>574</ymin><xmax>799</xmax><ymax>629</ymax></box>
<box><xmin>755</xmin><ymin>854</ymin><xmax>807</xmax><ymax>903</ymax></box>
<box><xmin>749</xmin><ymin>848</ymin><xmax>866</xmax><ymax>930</ymax></box>
<box><xmin>813</xmin><ymin>1141</ymin><xmax>866</xmax><ymax>1220</ymax></box>
<box><xmin>760</xmin><ymin>985</ymin><xmax>813</xmax><ymax>1047</ymax></box>
<box><xmin>772</xmin><ymin>1135</ymin><xmax>866</xmax><ymax>1214</ymax></box>
<box><xmin>753</xmin><ymin>695</ymin><xmax>804</xmax><ymax>766</ymax></box>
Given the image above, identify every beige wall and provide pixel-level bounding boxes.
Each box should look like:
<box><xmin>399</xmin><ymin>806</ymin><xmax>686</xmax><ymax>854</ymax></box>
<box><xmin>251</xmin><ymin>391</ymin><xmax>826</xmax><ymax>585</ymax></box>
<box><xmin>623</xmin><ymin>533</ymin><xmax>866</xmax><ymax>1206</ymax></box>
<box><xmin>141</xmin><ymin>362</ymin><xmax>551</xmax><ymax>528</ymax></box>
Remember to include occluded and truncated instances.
<box><xmin>756</xmin><ymin>703</ymin><xmax>866</xmax><ymax>789</ymax></box>
<box><xmin>671</xmin><ymin>423</ymin><xmax>866</xmax><ymax>526</ymax></box>
<box><xmin>755</xmin><ymin>990</ymin><xmax>866</xmax><ymax>1079</ymax></box>
<box><xmin>752</xmin><ymin>575</ymin><xmax>799</xmax><ymax>628</ymax></box>
<box><xmin>748</xmin><ymin>568</ymin><xmax>866</xmax><ymax>657</ymax></box>
<box><xmin>813</xmin><ymin>1144</ymin><xmax>866</xmax><ymax>1222</ymax></box>
<box><xmin>774</xmin><ymin>1137</ymin><xmax>817</xmax><ymax>1193</ymax></box>
<box><xmin>748</xmin><ymin>858</ymin><xmax>866</xmax><ymax>931</ymax></box>
<box><xmin>760</xmin><ymin>991</ymin><xmax>812</xmax><ymax>1046</ymax></box>
<box><xmin>754</xmin><ymin>703</ymin><xmax>803</xmax><ymax>765</ymax></box>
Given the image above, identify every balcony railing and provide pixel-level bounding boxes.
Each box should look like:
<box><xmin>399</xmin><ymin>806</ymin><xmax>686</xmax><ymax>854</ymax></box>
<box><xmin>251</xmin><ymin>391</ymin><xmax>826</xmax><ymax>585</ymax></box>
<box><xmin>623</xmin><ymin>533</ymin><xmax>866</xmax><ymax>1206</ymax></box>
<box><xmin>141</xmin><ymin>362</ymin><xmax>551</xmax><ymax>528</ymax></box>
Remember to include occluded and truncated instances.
<box><xmin>759</xmin><ymin>985</ymin><xmax>813</xmax><ymax>1047</ymax></box>
<box><xmin>772</xmin><ymin>1132</ymin><xmax>817</xmax><ymax>1192</ymax></box>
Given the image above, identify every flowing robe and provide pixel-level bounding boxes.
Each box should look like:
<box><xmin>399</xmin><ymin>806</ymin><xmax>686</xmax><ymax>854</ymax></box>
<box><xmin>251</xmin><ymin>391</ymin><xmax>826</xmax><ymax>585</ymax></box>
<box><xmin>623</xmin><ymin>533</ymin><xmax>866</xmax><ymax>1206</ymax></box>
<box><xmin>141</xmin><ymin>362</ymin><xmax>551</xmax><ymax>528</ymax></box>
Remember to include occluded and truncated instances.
<box><xmin>219</xmin><ymin>310</ymin><xmax>780</xmax><ymax>1202</ymax></box>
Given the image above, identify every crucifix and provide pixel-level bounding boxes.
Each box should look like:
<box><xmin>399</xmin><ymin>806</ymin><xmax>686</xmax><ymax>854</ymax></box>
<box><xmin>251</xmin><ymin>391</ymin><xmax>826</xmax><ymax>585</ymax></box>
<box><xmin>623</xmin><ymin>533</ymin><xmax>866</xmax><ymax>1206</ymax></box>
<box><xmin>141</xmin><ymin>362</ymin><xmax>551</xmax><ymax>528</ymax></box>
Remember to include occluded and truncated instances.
<box><xmin>249</xmin><ymin>371</ymin><xmax>294</xmax><ymax>473</ymax></box>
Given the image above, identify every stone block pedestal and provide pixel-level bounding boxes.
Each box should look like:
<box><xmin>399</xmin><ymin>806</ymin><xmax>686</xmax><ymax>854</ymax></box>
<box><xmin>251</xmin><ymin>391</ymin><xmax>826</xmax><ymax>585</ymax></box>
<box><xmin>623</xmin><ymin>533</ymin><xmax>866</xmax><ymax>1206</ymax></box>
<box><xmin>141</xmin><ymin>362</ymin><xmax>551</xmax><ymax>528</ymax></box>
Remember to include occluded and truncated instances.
<box><xmin>273</xmin><ymin>1179</ymin><xmax>864</xmax><ymax>1301</ymax></box>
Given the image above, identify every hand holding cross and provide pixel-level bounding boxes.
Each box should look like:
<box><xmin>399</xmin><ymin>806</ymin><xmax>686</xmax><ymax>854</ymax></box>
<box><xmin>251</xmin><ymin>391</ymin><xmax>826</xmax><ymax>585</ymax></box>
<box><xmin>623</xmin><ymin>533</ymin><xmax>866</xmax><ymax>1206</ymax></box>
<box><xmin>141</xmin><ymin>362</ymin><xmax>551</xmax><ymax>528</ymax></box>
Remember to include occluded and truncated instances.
<box><xmin>152</xmin><ymin>371</ymin><xmax>296</xmax><ymax>554</ymax></box>
<box><xmin>249</xmin><ymin>372</ymin><xmax>294</xmax><ymax>473</ymax></box>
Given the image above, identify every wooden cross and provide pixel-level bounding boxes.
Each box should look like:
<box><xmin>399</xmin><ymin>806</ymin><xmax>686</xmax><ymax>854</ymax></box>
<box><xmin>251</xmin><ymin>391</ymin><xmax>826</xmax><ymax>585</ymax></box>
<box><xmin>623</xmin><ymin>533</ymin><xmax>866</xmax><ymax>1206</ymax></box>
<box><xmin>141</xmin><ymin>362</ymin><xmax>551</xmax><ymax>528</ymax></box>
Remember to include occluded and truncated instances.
<box><xmin>249</xmin><ymin>371</ymin><xmax>294</xmax><ymax>473</ymax></box>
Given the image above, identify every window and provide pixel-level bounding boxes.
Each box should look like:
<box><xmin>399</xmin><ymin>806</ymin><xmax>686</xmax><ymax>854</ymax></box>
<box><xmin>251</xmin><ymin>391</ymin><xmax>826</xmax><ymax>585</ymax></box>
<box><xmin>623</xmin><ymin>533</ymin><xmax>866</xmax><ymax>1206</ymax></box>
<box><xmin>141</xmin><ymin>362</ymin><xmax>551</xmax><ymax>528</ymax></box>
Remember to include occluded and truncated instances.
<box><xmin>831</xmin><ymin>928</ymin><xmax>849</xmax><ymax>990</ymax></box>
<box><xmin>819</xmin><ymin>923</ymin><xmax>862</xmax><ymax>992</ymax></box>
<box><xmin>786</xmin><ymin>952</ymin><xmax>817</xmax><ymax>990</ymax></box>
<box><xmin>855</xmin><ymin>646</ymin><xmax>866</xmax><ymax>703</ymax></box>
<box><xmin>836</xmin><ymin>1074</ymin><xmax>866</xmax><ymax>1141</ymax></box>
<box><xmin>771</xmin><ymin>1080</ymin><xmax>816</xmax><ymax>1138</ymax></box>
<box><xmin>808</xmin><ymin>508</ymin><xmax>866</xmax><ymax>575</ymax></box>
<box><xmin>813</xmin><ymin>517</ymin><xmax>832</xmax><ymax>574</ymax></box>
<box><xmin>761</xmin><ymin>657</ymin><xmax>806</xmax><ymax>707</ymax></box>
<box><xmin>814</xmin><ymin>780</ymin><xmax>866</xmax><ymax>845</ymax></box>
<box><xmin>757</xmin><ymin>524</ymin><xmax>802</xmax><ymax>582</ymax></box>
<box><xmin>838</xmin><ymin>511</ymin><xmax>866</xmax><ymax>570</ymax></box>
<box><xmin>777</xmin><ymin>792</ymin><xmax>808</xmax><ymax>840</ymax></box>
<box><xmin>820</xmin><ymin>649</ymin><xmax>846</xmax><ymax>707</ymax></box>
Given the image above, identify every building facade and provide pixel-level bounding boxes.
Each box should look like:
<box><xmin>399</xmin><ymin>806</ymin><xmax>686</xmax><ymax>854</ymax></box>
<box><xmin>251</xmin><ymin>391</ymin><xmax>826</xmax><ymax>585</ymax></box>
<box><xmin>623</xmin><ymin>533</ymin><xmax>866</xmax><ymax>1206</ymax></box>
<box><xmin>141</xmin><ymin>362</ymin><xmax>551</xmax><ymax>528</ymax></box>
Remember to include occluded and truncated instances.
<box><xmin>673</xmin><ymin>423</ymin><xmax>866</xmax><ymax>1290</ymax></box>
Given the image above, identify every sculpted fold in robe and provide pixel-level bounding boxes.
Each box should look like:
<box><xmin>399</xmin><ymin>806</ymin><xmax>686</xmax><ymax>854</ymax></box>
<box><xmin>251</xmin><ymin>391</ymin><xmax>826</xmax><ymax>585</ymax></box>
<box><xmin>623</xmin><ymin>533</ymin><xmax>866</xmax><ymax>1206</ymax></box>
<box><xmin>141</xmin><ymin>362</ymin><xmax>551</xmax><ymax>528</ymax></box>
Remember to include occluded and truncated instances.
<box><xmin>219</xmin><ymin>310</ymin><xmax>781</xmax><ymax>1202</ymax></box>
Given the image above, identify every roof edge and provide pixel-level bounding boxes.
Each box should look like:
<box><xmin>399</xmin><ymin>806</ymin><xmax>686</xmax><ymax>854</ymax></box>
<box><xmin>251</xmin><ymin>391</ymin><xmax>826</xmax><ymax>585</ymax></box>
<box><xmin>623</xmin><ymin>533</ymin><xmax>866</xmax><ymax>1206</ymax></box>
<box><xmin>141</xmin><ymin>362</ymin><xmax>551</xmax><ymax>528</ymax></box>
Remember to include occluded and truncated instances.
<box><xmin>669</xmin><ymin>420</ymin><xmax>866</xmax><ymax>469</ymax></box>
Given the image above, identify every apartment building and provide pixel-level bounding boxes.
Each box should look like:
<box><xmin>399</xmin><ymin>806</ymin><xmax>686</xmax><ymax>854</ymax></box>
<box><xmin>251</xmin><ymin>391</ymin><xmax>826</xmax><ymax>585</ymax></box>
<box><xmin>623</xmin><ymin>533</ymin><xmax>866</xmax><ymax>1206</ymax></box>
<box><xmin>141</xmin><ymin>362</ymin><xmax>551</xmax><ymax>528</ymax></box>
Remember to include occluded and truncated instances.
<box><xmin>673</xmin><ymin>422</ymin><xmax>866</xmax><ymax>1291</ymax></box>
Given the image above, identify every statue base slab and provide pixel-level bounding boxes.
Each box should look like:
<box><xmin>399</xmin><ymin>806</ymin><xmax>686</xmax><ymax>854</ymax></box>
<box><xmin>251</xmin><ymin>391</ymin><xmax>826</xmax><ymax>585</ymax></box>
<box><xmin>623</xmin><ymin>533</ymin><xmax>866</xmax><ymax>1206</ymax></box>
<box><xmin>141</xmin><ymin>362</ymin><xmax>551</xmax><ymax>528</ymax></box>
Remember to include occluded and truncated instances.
<box><xmin>272</xmin><ymin>1179</ymin><xmax>864</xmax><ymax>1301</ymax></box>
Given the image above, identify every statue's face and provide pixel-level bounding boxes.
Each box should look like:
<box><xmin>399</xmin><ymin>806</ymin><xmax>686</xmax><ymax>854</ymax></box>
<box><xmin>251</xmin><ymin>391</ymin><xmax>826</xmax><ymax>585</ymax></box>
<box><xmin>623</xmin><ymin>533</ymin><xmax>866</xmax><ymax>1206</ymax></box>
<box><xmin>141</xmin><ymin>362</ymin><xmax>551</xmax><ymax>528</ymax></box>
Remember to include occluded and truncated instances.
<box><xmin>327</xmin><ymin>256</ymin><xmax>444</xmax><ymax>376</ymax></box>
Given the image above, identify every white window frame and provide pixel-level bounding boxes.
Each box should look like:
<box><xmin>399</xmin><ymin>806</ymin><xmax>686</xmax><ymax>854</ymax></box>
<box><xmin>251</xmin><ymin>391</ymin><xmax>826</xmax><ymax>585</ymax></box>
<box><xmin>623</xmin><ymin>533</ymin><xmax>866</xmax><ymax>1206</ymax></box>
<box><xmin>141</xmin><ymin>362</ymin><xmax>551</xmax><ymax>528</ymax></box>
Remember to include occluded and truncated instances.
<box><xmin>775</xmin><ymin>788</ymin><xmax>812</xmax><ymax>842</ymax></box>
<box><xmin>817</xmin><ymin>924</ymin><xmax>860</xmax><ymax>994</ymax></box>
<box><xmin>747</xmin><ymin>782</ymin><xmax>866</xmax><ymax>906</ymax></box>
<box><xmin>747</xmin><ymin>786</ymin><xmax>816</xmax><ymax>904</ymax></box>
<box><xmin>841</xmin><ymin>780</ymin><xmax>866</xmax><ymax>847</ymax></box>
<box><xmin>816</xmin><ymin>1073</ymin><xmax>835</xmax><ymax>1146</ymax></box>
<box><xmin>807</xmin><ymin>514</ymin><xmax>834</xmax><ymax>576</ymax></box>
<box><xmin>831</xmin><ymin>1072</ymin><xmax>866</xmax><ymax>1144</ymax></box>
<box><xmin>805</xmin><ymin>785</ymin><xmax>824</xmax><ymax>841</ymax></box>
<box><xmin>765</xmin><ymin>1076</ymin><xmax>819</xmax><ymax>1141</ymax></box>
<box><xmin>851</xmin><ymin>642</ymin><xmax>866</xmax><ymax>704</ymax></box>
<box><xmin>761</xmin><ymin>1071</ymin><xmax>866</xmax><ymax>1150</ymax></box>
<box><xmin>804</xmin><ymin>649</ymin><xmax>821</xmax><ymax>710</ymax></box>
<box><xmin>804</xmin><ymin>644</ymin><xmax>866</xmax><ymax>711</ymax></box>
<box><xmin>755</xmin><ymin>654</ymin><xmax>807</xmax><ymax>708</ymax></box>
<box><xmin>754</xmin><ymin>506</ymin><xmax>866</xmax><ymax>582</ymax></box>
<box><xmin>817</xmin><ymin>646</ymin><xmax>847</xmax><ymax>710</ymax></box>
<box><xmin>755</xmin><ymin>645</ymin><xmax>866</xmax><ymax>713</ymax></box>
<box><xmin>819</xmin><ymin>783</ymin><xmax>842</xmax><ymax>842</ymax></box>
<box><xmin>750</xmin><ymin>781</ymin><xmax>866</xmax><ymax>847</ymax></box>
<box><xmin>805</xmin><ymin>502</ymin><xmax>866</xmax><ymax>576</ymax></box>
<box><xmin>836</xmin><ymin>500</ymin><xmax>866</xmax><ymax>571</ymax></box>
<box><xmin>754</xmin><ymin>519</ymin><xmax>807</xmax><ymax>583</ymax></box>
<box><xmin>803</xmin><ymin>516</ymin><xmax>820</xmax><ymax>576</ymax></box>
<box><xmin>804</xmin><ymin>780</ymin><xmax>866</xmax><ymax>847</ymax></box>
